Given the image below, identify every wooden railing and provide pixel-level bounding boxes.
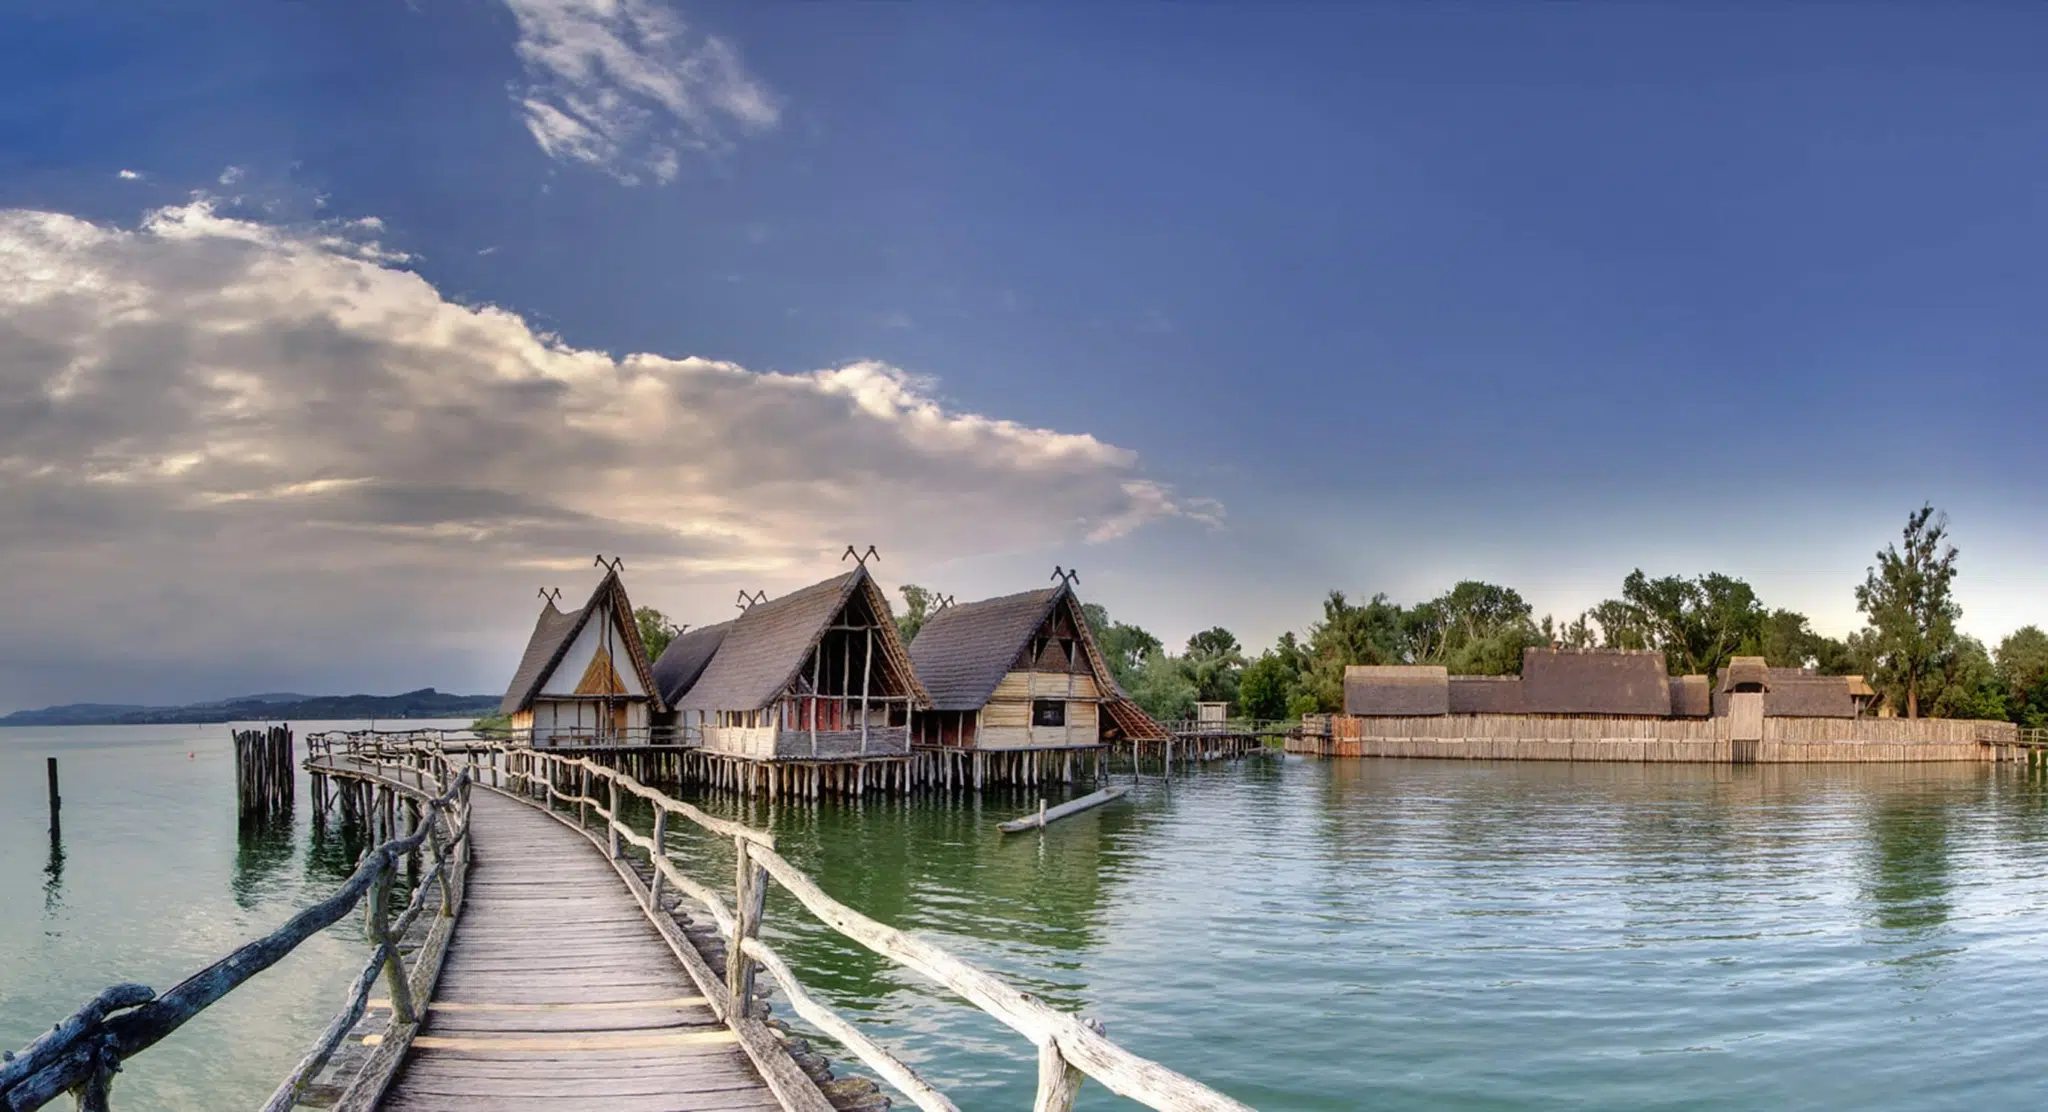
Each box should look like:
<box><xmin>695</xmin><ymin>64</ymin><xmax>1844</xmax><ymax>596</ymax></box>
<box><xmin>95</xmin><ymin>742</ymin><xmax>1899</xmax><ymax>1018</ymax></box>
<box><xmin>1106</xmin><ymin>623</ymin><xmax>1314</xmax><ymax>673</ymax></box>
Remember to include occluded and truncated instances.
<box><xmin>1162</xmin><ymin>718</ymin><xmax>1295</xmax><ymax>738</ymax></box>
<box><xmin>0</xmin><ymin>753</ymin><xmax>471</xmax><ymax>1112</ymax></box>
<box><xmin>481</xmin><ymin>742</ymin><xmax>1253</xmax><ymax>1112</ymax></box>
<box><xmin>311</xmin><ymin>725</ymin><xmax>696</xmax><ymax>751</ymax></box>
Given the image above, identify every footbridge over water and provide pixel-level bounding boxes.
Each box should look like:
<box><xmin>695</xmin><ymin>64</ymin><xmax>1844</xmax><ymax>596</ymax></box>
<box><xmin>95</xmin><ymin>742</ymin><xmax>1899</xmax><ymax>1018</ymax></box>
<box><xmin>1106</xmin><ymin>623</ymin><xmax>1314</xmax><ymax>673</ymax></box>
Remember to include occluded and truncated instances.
<box><xmin>5</xmin><ymin>740</ymin><xmax>1250</xmax><ymax>1112</ymax></box>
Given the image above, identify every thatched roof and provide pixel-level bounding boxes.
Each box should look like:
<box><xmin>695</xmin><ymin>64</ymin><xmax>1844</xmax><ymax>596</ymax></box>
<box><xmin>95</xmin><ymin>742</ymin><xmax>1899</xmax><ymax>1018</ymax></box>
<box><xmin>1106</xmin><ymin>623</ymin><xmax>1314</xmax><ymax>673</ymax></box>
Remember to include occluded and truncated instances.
<box><xmin>1669</xmin><ymin>675</ymin><xmax>1712</xmax><ymax>718</ymax></box>
<box><xmin>1448</xmin><ymin>675</ymin><xmax>1525</xmax><ymax>714</ymax></box>
<box><xmin>1765</xmin><ymin>675</ymin><xmax>1857</xmax><ymax>717</ymax></box>
<box><xmin>650</xmin><ymin>620</ymin><xmax>731</xmax><ymax>707</ymax></box>
<box><xmin>909</xmin><ymin>588</ymin><xmax>1064</xmax><ymax>711</ymax></box>
<box><xmin>500</xmin><ymin>568</ymin><xmax>665</xmax><ymax>716</ymax></box>
<box><xmin>1345</xmin><ymin>665</ymin><xmax>1450</xmax><ymax>716</ymax></box>
<box><xmin>906</xmin><ymin>582</ymin><xmax>1169</xmax><ymax>741</ymax></box>
<box><xmin>1719</xmin><ymin>656</ymin><xmax>1771</xmax><ymax>693</ymax></box>
<box><xmin>1520</xmin><ymin>648</ymin><xmax>1672</xmax><ymax>716</ymax></box>
<box><xmin>1710</xmin><ymin>666</ymin><xmax>1858</xmax><ymax>717</ymax></box>
<box><xmin>673</xmin><ymin>567</ymin><xmax>929</xmax><ymax>714</ymax></box>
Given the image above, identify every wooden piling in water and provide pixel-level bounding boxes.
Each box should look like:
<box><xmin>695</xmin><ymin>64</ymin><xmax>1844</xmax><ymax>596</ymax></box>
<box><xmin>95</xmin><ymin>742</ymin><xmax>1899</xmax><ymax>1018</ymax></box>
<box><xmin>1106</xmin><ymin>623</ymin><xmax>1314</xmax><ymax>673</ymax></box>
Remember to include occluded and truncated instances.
<box><xmin>233</xmin><ymin>724</ymin><xmax>295</xmax><ymax>822</ymax></box>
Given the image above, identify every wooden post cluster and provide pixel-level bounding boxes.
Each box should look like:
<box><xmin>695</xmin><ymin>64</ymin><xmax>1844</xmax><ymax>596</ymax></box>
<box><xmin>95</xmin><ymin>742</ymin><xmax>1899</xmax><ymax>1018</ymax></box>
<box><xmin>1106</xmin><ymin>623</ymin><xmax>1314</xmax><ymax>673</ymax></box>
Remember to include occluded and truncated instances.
<box><xmin>233</xmin><ymin>725</ymin><xmax>295</xmax><ymax>822</ymax></box>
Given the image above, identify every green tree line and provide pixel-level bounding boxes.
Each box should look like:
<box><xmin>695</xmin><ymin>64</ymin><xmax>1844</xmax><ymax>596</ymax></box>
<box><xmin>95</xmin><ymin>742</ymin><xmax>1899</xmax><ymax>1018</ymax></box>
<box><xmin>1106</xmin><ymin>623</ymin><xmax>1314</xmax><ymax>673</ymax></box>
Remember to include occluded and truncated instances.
<box><xmin>630</xmin><ymin>506</ymin><xmax>2046</xmax><ymax>727</ymax></box>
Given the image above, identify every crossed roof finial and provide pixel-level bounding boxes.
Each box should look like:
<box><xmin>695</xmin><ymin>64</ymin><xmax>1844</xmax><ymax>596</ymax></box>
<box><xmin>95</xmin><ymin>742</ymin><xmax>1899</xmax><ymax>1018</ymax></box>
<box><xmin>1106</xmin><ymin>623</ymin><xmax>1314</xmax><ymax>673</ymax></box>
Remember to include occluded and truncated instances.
<box><xmin>537</xmin><ymin>586</ymin><xmax>563</xmax><ymax>605</ymax></box>
<box><xmin>593</xmin><ymin>554</ymin><xmax>625</xmax><ymax>574</ymax></box>
<box><xmin>1051</xmin><ymin>566</ymin><xmax>1080</xmax><ymax>586</ymax></box>
<box><xmin>735</xmin><ymin>589</ymin><xmax>769</xmax><ymax>611</ymax></box>
<box><xmin>842</xmin><ymin>545</ymin><xmax>880</xmax><ymax>568</ymax></box>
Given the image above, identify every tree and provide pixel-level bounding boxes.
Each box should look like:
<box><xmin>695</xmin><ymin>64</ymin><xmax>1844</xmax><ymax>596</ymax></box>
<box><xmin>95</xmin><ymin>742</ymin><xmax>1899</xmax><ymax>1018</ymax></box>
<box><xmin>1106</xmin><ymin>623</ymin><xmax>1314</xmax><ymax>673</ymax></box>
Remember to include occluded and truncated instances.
<box><xmin>1185</xmin><ymin>627</ymin><xmax>1241</xmax><ymax>660</ymax></box>
<box><xmin>1082</xmin><ymin>602</ymin><xmax>1163</xmax><ymax>693</ymax></box>
<box><xmin>634</xmin><ymin>606</ymin><xmax>679</xmax><ymax>662</ymax></box>
<box><xmin>1612</xmin><ymin>570</ymin><xmax>1765</xmax><ymax>677</ymax></box>
<box><xmin>1126</xmin><ymin>648</ymin><xmax>1199</xmax><ymax>722</ymax></box>
<box><xmin>1179</xmin><ymin>627</ymin><xmax>1245</xmax><ymax>705</ymax></box>
<box><xmin>1238</xmin><ymin>650</ymin><xmax>1298</xmax><ymax>720</ymax></box>
<box><xmin>896</xmin><ymin>584</ymin><xmax>939</xmax><ymax>644</ymax></box>
<box><xmin>1584</xmin><ymin>600</ymin><xmax>1651</xmax><ymax>651</ymax></box>
<box><xmin>1855</xmin><ymin>505</ymin><xmax>1961</xmax><ymax>718</ymax></box>
<box><xmin>1995</xmin><ymin>626</ymin><xmax>2048</xmax><ymax>728</ymax></box>
<box><xmin>1929</xmin><ymin>636</ymin><xmax>2006</xmax><ymax>721</ymax></box>
<box><xmin>1300</xmin><ymin>590</ymin><xmax>1408</xmax><ymax>711</ymax></box>
<box><xmin>1405</xmin><ymin>581</ymin><xmax>1540</xmax><ymax>675</ymax></box>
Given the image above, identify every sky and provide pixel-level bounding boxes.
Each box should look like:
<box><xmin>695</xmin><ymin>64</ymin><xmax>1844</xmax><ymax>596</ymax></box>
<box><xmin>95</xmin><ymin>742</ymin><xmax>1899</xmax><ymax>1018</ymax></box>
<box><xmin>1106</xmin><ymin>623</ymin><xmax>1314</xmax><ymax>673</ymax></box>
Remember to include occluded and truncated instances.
<box><xmin>3</xmin><ymin>2</ymin><xmax>2047</xmax><ymax>711</ymax></box>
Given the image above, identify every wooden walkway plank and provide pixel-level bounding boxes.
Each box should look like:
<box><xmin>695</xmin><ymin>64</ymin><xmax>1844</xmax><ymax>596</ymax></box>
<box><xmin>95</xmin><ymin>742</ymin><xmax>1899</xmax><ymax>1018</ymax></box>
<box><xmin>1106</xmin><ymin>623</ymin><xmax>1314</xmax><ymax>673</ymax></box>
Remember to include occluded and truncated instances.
<box><xmin>374</xmin><ymin>790</ymin><xmax>787</xmax><ymax>1112</ymax></box>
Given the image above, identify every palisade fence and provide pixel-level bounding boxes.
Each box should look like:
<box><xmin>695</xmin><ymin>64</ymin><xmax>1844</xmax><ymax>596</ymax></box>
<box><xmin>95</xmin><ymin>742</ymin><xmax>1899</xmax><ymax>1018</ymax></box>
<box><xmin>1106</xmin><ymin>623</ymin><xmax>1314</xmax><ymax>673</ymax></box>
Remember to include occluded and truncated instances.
<box><xmin>0</xmin><ymin>752</ymin><xmax>472</xmax><ymax>1112</ymax></box>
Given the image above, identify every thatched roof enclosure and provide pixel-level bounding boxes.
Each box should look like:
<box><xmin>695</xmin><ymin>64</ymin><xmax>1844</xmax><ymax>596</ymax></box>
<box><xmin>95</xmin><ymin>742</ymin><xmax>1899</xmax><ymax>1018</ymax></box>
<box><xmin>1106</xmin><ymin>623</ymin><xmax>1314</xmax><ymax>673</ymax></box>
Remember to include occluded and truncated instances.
<box><xmin>1520</xmin><ymin>648</ymin><xmax>1672</xmax><ymax>716</ymax></box>
<box><xmin>1345</xmin><ymin>666</ymin><xmax>1450</xmax><ymax>716</ymax></box>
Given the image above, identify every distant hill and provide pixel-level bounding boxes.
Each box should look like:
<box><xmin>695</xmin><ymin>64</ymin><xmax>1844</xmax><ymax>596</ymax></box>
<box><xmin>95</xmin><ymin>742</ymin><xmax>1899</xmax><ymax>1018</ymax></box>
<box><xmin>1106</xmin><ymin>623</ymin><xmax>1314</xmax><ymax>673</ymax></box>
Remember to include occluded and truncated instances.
<box><xmin>0</xmin><ymin>688</ymin><xmax>501</xmax><ymax>727</ymax></box>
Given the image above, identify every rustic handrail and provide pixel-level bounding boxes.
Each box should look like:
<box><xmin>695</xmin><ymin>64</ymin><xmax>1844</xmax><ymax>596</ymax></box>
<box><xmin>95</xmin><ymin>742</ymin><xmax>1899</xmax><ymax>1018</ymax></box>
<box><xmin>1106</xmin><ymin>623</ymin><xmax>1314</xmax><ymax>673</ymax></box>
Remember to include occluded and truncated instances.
<box><xmin>1</xmin><ymin>757</ymin><xmax>470</xmax><ymax>1112</ymax></box>
<box><xmin>487</xmin><ymin>743</ymin><xmax>1252</xmax><ymax>1112</ymax></box>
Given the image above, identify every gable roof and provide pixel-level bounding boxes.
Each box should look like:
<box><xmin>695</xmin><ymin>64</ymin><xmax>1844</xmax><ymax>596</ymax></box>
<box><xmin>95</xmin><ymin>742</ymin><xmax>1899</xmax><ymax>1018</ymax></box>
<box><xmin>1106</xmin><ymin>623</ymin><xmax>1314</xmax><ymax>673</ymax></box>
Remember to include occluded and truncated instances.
<box><xmin>1669</xmin><ymin>674</ymin><xmax>1713</xmax><ymax>717</ymax></box>
<box><xmin>650</xmin><ymin>619</ymin><xmax>732</xmax><ymax>707</ymax></box>
<box><xmin>673</xmin><ymin>567</ymin><xmax>930</xmax><ymax>714</ymax></box>
<box><xmin>1345</xmin><ymin>665</ymin><xmax>1450</xmax><ymax>716</ymax></box>
<box><xmin>501</xmin><ymin>602</ymin><xmax>582</xmax><ymax>715</ymax></box>
<box><xmin>1447</xmin><ymin>675</ymin><xmax>1525</xmax><ymax>714</ymax></box>
<box><xmin>909</xmin><ymin>587</ymin><xmax>1064</xmax><ymax>711</ymax></box>
<box><xmin>1520</xmin><ymin>648</ymin><xmax>1672</xmax><ymax>716</ymax></box>
<box><xmin>1719</xmin><ymin>656</ymin><xmax>1771</xmax><ymax>693</ymax></box>
<box><xmin>907</xmin><ymin>582</ymin><xmax>1171</xmax><ymax>741</ymax></box>
<box><xmin>1711</xmin><ymin>666</ymin><xmax>1857</xmax><ymax>717</ymax></box>
<box><xmin>500</xmin><ymin>567</ymin><xmax>666</xmax><ymax>715</ymax></box>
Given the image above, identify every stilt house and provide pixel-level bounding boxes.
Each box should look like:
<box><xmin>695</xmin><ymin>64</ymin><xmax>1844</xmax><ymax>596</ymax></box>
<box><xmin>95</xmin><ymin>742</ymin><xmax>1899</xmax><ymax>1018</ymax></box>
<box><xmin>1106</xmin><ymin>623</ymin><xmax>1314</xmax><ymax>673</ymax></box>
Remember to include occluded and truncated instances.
<box><xmin>653</xmin><ymin>565</ymin><xmax>928</xmax><ymax>759</ymax></box>
<box><xmin>500</xmin><ymin>565</ymin><xmax>664</xmax><ymax>747</ymax></box>
<box><xmin>907</xmin><ymin>581</ymin><xmax>1169</xmax><ymax>750</ymax></box>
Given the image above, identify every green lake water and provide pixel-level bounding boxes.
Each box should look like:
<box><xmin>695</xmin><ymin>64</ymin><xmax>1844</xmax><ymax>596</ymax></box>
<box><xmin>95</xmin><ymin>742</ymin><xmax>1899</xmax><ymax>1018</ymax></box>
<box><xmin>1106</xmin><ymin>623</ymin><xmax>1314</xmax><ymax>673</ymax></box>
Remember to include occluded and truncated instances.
<box><xmin>5</xmin><ymin>724</ymin><xmax>2048</xmax><ymax>1109</ymax></box>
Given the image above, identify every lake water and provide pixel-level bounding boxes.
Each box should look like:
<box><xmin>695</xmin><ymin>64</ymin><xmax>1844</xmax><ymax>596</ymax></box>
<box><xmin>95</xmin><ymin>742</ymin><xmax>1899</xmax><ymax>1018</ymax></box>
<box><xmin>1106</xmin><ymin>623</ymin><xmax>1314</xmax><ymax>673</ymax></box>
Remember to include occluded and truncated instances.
<box><xmin>5</xmin><ymin>726</ymin><xmax>2048</xmax><ymax>1110</ymax></box>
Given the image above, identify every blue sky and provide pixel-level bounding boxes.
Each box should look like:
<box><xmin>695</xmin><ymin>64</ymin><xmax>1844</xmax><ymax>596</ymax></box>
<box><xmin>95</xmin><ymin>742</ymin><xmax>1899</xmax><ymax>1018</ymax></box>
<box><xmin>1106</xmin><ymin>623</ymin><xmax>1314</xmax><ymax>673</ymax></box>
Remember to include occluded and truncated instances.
<box><xmin>3</xmin><ymin>2</ymin><xmax>2046</xmax><ymax>708</ymax></box>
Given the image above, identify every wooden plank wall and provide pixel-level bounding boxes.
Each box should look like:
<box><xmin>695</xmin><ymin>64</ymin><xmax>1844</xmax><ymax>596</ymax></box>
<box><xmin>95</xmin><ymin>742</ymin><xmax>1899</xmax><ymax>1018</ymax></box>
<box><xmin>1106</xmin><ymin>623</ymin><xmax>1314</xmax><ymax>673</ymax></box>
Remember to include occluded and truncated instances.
<box><xmin>1288</xmin><ymin>712</ymin><xmax>2013</xmax><ymax>762</ymax></box>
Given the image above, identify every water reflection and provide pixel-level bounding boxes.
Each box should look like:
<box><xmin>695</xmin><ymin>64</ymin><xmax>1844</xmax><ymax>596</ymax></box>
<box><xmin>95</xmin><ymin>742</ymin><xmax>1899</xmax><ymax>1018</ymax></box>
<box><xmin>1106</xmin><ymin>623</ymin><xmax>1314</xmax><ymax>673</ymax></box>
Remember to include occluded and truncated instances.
<box><xmin>1860</xmin><ymin>795</ymin><xmax>1955</xmax><ymax>938</ymax></box>
<box><xmin>305</xmin><ymin>809</ymin><xmax>371</xmax><ymax>886</ymax></box>
<box><xmin>233</xmin><ymin>811</ymin><xmax>297</xmax><ymax>910</ymax></box>
<box><xmin>663</xmin><ymin>784</ymin><xmax>1128</xmax><ymax>1016</ymax></box>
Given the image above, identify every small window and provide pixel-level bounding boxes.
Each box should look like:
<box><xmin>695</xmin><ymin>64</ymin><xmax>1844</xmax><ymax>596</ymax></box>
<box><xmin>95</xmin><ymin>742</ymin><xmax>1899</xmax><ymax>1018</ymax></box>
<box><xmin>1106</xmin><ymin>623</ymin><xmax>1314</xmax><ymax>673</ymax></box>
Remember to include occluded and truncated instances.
<box><xmin>1032</xmin><ymin>699</ymin><xmax>1066</xmax><ymax>727</ymax></box>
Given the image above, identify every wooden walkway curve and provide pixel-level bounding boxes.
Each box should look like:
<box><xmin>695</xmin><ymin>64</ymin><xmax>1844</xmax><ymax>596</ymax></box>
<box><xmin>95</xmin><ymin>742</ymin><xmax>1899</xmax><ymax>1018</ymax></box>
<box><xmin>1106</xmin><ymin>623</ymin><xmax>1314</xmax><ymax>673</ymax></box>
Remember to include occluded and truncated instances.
<box><xmin>9</xmin><ymin>737</ymin><xmax>1251</xmax><ymax>1112</ymax></box>
<box><xmin>377</xmin><ymin>789</ymin><xmax>780</xmax><ymax>1112</ymax></box>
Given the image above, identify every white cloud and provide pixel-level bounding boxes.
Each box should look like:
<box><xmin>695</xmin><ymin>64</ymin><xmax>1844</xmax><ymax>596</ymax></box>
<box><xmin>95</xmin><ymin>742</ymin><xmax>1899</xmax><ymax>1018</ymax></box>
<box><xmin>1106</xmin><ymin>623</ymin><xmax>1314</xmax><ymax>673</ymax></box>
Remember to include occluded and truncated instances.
<box><xmin>218</xmin><ymin>165</ymin><xmax>245</xmax><ymax>186</ymax></box>
<box><xmin>117</xmin><ymin>169</ymin><xmax>142</xmax><ymax>181</ymax></box>
<box><xmin>504</xmin><ymin>0</ymin><xmax>780</xmax><ymax>184</ymax></box>
<box><xmin>0</xmin><ymin>200</ymin><xmax>1205</xmax><ymax>706</ymax></box>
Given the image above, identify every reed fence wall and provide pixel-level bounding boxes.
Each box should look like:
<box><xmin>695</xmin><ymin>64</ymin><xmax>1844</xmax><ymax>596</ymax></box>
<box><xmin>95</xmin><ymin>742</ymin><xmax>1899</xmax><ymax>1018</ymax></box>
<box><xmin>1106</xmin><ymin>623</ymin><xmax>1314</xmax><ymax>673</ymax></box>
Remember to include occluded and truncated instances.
<box><xmin>1287</xmin><ymin>713</ymin><xmax>2014</xmax><ymax>763</ymax></box>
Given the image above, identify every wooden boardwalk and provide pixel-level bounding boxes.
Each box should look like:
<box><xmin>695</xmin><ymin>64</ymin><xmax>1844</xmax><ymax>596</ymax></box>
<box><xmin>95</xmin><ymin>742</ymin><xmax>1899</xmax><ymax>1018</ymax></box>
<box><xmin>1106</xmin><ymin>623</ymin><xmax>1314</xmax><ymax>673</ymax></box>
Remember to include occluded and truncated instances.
<box><xmin>377</xmin><ymin>789</ymin><xmax>781</xmax><ymax>1112</ymax></box>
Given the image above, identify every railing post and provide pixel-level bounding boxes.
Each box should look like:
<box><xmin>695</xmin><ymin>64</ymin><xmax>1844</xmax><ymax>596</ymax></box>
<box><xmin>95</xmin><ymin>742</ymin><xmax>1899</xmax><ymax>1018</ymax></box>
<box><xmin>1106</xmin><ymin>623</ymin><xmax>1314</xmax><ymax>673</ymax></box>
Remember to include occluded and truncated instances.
<box><xmin>727</xmin><ymin>837</ymin><xmax>767</xmax><ymax>1019</ymax></box>
<box><xmin>365</xmin><ymin>852</ymin><xmax>417</xmax><ymax>1026</ymax></box>
<box><xmin>578</xmin><ymin>765</ymin><xmax>588</xmax><ymax>829</ymax></box>
<box><xmin>1032</xmin><ymin>1018</ymin><xmax>1101</xmax><ymax>1112</ymax></box>
<box><xmin>649</xmin><ymin>807</ymin><xmax>669</xmax><ymax>906</ymax></box>
<box><xmin>425</xmin><ymin>810</ymin><xmax>455</xmax><ymax>917</ymax></box>
<box><xmin>76</xmin><ymin>1030</ymin><xmax>120</xmax><ymax>1112</ymax></box>
<box><xmin>607</xmin><ymin>778</ymin><xmax>621</xmax><ymax>859</ymax></box>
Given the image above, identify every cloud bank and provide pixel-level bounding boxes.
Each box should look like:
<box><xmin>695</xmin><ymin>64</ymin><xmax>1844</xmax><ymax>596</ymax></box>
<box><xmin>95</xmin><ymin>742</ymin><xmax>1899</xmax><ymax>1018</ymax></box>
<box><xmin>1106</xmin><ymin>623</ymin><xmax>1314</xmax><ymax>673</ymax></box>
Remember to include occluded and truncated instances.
<box><xmin>0</xmin><ymin>200</ymin><xmax>1204</xmax><ymax>707</ymax></box>
<box><xmin>504</xmin><ymin>0</ymin><xmax>780</xmax><ymax>183</ymax></box>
